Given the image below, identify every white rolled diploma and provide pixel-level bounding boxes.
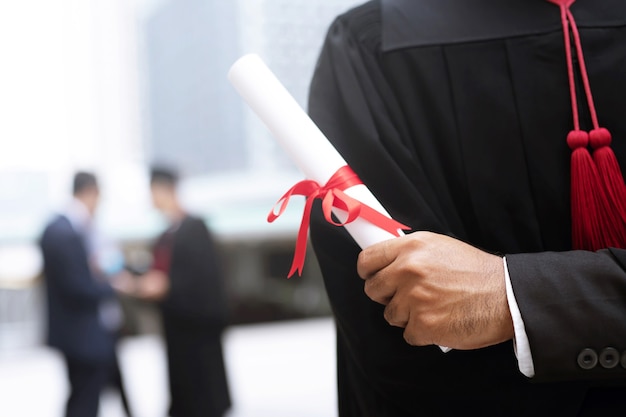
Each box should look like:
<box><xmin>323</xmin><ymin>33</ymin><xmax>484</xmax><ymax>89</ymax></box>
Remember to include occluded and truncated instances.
<box><xmin>228</xmin><ymin>53</ymin><xmax>402</xmax><ymax>247</ymax></box>
<box><xmin>228</xmin><ymin>54</ymin><xmax>450</xmax><ymax>352</ymax></box>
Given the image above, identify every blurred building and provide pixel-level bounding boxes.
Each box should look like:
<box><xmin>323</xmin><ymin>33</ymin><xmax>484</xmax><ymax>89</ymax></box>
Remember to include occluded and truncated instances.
<box><xmin>144</xmin><ymin>0</ymin><xmax>245</xmax><ymax>175</ymax></box>
<box><xmin>0</xmin><ymin>0</ymin><xmax>364</xmax><ymax>349</ymax></box>
<box><xmin>236</xmin><ymin>0</ymin><xmax>362</xmax><ymax>172</ymax></box>
<box><xmin>143</xmin><ymin>0</ymin><xmax>361</xmax><ymax>175</ymax></box>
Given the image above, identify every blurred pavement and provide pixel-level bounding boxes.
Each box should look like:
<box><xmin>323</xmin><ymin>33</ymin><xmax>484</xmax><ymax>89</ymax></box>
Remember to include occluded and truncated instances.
<box><xmin>0</xmin><ymin>317</ymin><xmax>337</xmax><ymax>417</ymax></box>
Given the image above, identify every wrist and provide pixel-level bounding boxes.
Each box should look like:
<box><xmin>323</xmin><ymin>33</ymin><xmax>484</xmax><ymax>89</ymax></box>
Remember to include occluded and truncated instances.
<box><xmin>491</xmin><ymin>254</ymin><xmax>514</xmax><ymax>342</ymax></box>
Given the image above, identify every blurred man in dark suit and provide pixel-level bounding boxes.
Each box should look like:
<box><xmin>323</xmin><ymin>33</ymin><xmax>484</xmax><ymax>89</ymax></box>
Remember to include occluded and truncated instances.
<box><xmin>39</xmin><ymin>171</ymin><xmax>132</xmax><ymax>417</ymax></box>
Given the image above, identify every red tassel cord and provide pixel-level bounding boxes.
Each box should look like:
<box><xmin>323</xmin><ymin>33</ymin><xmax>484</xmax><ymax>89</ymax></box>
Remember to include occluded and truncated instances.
<box><xmin>567</xmin><ymin>13</ymin><xmax>626</xmax><ymax>231</ymax></box>
<box><xmin>549</xmin><ymin>0</ymin><xmax>626</xmax><ymax>250</ymax></box>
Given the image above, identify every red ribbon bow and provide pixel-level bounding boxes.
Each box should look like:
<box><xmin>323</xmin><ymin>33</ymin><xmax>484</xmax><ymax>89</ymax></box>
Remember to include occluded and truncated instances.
<box><xmin>268</xmin><ymin>165</ymin><xmax>410</xmax><ymax>277</ymax></box>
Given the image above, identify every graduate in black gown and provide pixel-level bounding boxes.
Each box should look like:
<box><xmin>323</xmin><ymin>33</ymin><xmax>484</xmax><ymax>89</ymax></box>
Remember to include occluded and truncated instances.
<box><xmin>119</xmin><ymin>167</ymin><xmax>231</xmax><ymax>417</ymax></box>
<box><xmin>307</xmin><ymin>1</ymin><xmax>626</xmax><ymax>416</ymax></box>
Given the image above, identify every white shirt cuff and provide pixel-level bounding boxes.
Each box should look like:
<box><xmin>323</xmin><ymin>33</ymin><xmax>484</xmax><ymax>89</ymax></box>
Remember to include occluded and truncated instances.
<box><xmin>503</xmin><ymin>257</ymin><xmax>535</xmax><ymax>378</ymax></box>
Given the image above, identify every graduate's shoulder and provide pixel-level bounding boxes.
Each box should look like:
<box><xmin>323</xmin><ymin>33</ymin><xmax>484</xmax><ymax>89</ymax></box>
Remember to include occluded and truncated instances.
<box><xmin>328</xmin><ymin>0</ymin><xmax>382</xmax><ymax>49</ymax></box>
<box><xmin>180</xmin><ymin>214</ymin><xmax>208</xmax><ymax>231</ymax></box>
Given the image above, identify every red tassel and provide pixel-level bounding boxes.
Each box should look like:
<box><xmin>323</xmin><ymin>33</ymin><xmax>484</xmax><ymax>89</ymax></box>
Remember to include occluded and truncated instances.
<box><xmin>590</xmin><ymin>128</ymin><xmax>626</xmax><ymax>215</ymax></box>
<box><xmin>589</xmin><ymin>128</ymin><xmax>626</xmax><ymax>247</ymax></box>
<box><xmin>568</xmin><ymin>130</ymin><xmax>609</xmax><ymax>251</ymax></box>
<box><xmin>548</xmin><ymin>1</ymin><xmax>624</xmax><ymax>250</ymax></box>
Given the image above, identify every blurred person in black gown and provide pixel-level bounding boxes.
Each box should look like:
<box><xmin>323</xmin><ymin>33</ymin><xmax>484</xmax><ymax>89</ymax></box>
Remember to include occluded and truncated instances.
<box><xmin>40</xmin><ymin>171</ymin><xmax>133</xmax><ymax>417</ymax></box>
<box><xmin>116</xmin><ymin>166</ymin><xmax>231</xmax><ymax>417</ymax></box>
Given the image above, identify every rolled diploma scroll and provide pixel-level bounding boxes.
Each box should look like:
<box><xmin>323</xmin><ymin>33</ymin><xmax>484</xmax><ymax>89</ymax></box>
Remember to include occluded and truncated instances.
<box><xmin>228</xmin><ymin>53</ymin><xmax>399</xmax><ymax>246</ymax></box>
<box><xmin>228</xmin><ymin>54</ymin><xmax>450</xmax><ymax>352</ymax></box>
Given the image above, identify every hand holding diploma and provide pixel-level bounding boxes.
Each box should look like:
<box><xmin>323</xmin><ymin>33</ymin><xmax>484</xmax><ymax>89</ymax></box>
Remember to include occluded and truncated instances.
<box><xmin>357</xmin><ymin>232</ymin><xmax>514</xmax><ymax>350</ymax></box>
<box><xmin>228</xmin><ymin>54</ymin><xmax>460</xmax><ymax>352</ymax></box>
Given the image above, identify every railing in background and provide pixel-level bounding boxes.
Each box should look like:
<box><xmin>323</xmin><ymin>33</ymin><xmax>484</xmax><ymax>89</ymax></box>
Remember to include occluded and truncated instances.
<box><xmin>0</xmin><ymin>243</ymin><xmax>45</xmax><ymax>350</ymax></box>
<box><xmin>0</xmin><ymin>236</ymin><xmax>332</xmax><ymax>351</ymax></box>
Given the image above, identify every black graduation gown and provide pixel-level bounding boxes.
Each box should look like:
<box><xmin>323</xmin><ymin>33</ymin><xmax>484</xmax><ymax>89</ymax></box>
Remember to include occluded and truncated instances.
<box><xmin>157</xmin><ymin>216</ymin><xmax>231</xmax><ymax>417</ymax></box>
<box><xmin>308</xmin><ymin>1</ymin><xmax>626</xmax><ymax>416</ymax></box>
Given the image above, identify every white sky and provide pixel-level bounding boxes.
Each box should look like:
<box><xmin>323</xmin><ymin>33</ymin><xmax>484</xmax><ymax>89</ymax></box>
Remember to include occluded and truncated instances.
<box><xmin>0</xmin><ymin>0</ymin><xmax>357</xmax><ymax>246</ymax></box>
<box><xmin>0</xmin><ymin>0</ymin><xmax>155</xmax><ymax>243</ymax></box>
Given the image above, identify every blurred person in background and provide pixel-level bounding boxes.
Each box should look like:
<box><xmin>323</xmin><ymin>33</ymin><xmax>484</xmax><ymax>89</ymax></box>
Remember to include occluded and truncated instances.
<box><xmin>39</xmin><ymin>171</ymin><xmax>133</xmax><ymax>417</ymax></box>
<box><xmin>115</xmin><ymin>165</ymin><xmax>231</xmax><ymax>417</ymax></box>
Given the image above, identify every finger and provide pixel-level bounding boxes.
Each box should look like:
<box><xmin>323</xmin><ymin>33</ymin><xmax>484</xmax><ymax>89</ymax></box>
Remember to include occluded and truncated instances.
<box><xmin>357</xmin><ymin>238</ymin><xmax>398</xmax><ymax>279</ymax></box>
<box><xmin>403</xmin><ymin>324</ymin><xmax>431</xmax><ymax>347</ymax></box>
<box><xmin>403</xmin><ymin>311</ymin><xmax>440</xmax><ymax>347</ymax></box>
<box><xmin>403</xmin><ymin>327</ymin><xmax>421</xmax><ymax>346</ymax></box>
<box><xmin>363</xmin><ymin>270</ymin><xmax>396</xmax><ymax>305</ymax></box>
<box><xmin>383</xmin><ymin>298</ymin><xmax>408</xmax><ymax>328</ymax></box>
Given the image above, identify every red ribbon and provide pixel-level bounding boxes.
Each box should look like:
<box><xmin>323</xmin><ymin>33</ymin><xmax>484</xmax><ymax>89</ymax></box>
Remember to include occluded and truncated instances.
<box><xmin>268</xmin><ymin>165</ymin><xmax>410</xmax><ymax>277</ymax></box>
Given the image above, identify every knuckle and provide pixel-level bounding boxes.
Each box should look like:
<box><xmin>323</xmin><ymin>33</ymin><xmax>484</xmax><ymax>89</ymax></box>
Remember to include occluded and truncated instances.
<box><xmin>363</xmin><ymin>278</ymin><xmax>375</xmax><ymax>298</ymax></box>
<box><xmin>397</xmin><ymin>252</ymin><xmax>425</xmax><ymax>278</ymax></box>
<box><xmin>383</xmin><ymin>303</ymin><xmax>394</xmax><ymax>321</ymax></box>
<box><xmin>356</xmin><ymin>251</ymin><xmax>370</xmax><ymax>277</ymax></box>
<box><xmin>363</xmin><ymin>278</ymin><xmax>387</xmax><ymax>305</ymax></box>
<box><xmin>383</xmin><ymin>303</ymin><xmax>401</xmax><ymax>326</ymax></box>
<box><xmin>402</xmin><ymin>329</ymin><xmax>413</xmax><ymax>345</ymax></box>
<box><xmin>407</xmin><ymin>286</ymin><xmax>427</xmax><ymax>304</ymax></box>
<box><xmin>420</xmin><ymin>313</ymin><xmax>439</xmax><ymax>330</ymax></box>
<box><xmin>418</xmin><ymin>230</ymin><xmax>436</xmax><ymax>241</ymax></box>
<box><xmin>403</xmin><ymin>328</ymin><xmax>419</xmax><ymax>346</ymax></box>
<box><xmin>405</xmin><ymin>235</ymin><xmax>423</xmax><ymax>252</ymax></box>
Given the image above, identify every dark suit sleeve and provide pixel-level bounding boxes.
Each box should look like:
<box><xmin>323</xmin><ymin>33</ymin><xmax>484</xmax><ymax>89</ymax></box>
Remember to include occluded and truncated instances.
<box><xmin>507</xmin><ymin>249</ymin><xmax>626</xmax><ymax>381</ymax></box>
<box><xmin>164</xmin><ymin>218</ymin><xmax>228</xmax><ymax>324</ymax></box>
<box><xmin>41</xmin><ymin>225</ymin><xmax>113</xmax><ymax>307</ymax></box>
